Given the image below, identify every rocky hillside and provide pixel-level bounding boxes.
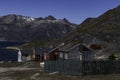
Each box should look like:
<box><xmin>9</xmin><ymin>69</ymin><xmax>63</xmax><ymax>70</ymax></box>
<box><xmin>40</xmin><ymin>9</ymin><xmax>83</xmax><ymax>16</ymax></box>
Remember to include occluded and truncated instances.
<box><xmin>63</xmin><ymin>5</ymin><xmax>120</xmax><ymax>57</ymax></box>
<box><xmin>0</xmin><ymin>14</ymin><xmax>76</xmax><ymax>41</ymax></box>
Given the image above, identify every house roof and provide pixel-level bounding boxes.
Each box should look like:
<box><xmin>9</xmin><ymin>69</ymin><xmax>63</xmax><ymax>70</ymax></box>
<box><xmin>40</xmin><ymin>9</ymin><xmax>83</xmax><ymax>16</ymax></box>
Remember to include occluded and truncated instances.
<box><xmin>48</xmin><ymin>47</ymin><xmax>59</xmax><ymax>53</ymax></box>
<box><xmin>89</xmin><ymin>37</ymin><xmax>101</xmax><ymax>45</ymax></box>
<box><xmin>21</xmin><ymin>50</ymin><xmax>33</xmax><ymax>55</ymax></box>
<box><xmin>35</xmin><ymin>47</ymin><xmax>51</xmax><ymax>55</ymax></box>
<box><xmin>83</xmin><ymin>36</ymin><xmax>93</xmax><ymax>45</ymax></box>
<box><xmin>59</xmin><ymin>43</ymin><xmax>75</xmax><ymax>52</ymax></box>
<box><xmin>60</xmin><ymin>43</ymin><xmax>91</xmax><ymax>52</ymax></box>
<box><xmin>66</xmin><ymin>44</ymin><xmax>81</xmax><ymax>52</ymax></box>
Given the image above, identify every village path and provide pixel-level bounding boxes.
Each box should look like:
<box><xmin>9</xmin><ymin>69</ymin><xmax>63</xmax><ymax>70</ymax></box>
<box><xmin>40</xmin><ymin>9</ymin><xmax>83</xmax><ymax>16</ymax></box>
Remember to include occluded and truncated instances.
<box><xmin>0</xmin><ymin>67</ymin><xmax>37</xmax><ymax>73</ymax></box>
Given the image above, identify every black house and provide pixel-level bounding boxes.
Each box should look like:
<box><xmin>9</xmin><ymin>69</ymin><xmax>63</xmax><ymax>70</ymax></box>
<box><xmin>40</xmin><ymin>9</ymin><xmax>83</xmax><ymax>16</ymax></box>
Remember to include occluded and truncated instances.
<box><xmin>59</xmin><ymin>44</ymin><xmax>94</xmax><ymax>61</ymax></box>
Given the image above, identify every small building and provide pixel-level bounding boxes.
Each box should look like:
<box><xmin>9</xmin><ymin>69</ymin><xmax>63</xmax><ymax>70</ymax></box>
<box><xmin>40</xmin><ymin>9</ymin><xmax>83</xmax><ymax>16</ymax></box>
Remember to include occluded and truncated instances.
<box><xmin>88</xmin><ymin>37</ymin><xmax>102</xmax><ymax>50</ymax></box>
<box><xmin>34</xmin><ymin>47</ymin><xmax>51</xmax><ymax>61</ymax></box>
<box><xmin>87</xmin><ymin>37</ymin><xmax>104</xmax><ymax>59</ymax></box>
<box><xmin>59</xmin><ymin>44</ymin><xmax>94</xmax><ymax>61</ymax></box>
<box><xmin>45</xmin><ymin>43</ymin><xmax>95</xmax><ymax>61</ymax></box>
<box><xmin>20</xmin><ymin>49</ymin><xmax>35</xmax><ymax>61</ymax></box>
<box><xmin>45</xmin><ymin>47</ymin><xmax>59</xmax><ymax>61</ymax></box>
<box><xmin>20</xmin><ymin>47</ymin><xmax>51</xmax><ymax>62</ymax></box>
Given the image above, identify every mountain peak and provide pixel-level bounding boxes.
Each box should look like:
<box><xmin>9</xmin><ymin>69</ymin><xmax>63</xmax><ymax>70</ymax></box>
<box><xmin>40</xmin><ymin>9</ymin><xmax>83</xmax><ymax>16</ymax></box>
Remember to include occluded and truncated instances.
<box><xmin>44</xmin><ymin>15</ymin><xmax>56</xmax><ymax>20</ymax></box>
<box><xmin>63</xmin><ymin>18</ymin><xmax>71</xmax><ymax>24</ymax></box>
<box><xmin>115</xmin><ymin>5</ymin><xmax>120</xmax><ymax>9</ymax></box>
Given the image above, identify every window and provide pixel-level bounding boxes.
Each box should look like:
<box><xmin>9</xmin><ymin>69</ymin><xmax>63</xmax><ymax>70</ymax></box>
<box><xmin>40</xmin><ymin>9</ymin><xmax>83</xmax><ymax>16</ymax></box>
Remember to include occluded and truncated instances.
<box><xmin>59</xmin><ymin>53</ymin><xmax>63</xmax><ymax>58</ymax></box>
<box><xmin>65</xmin><ymin>54</ymin><xmax>68</xmax><ymax>59</ymax></box>
<box><xmin>79</xmin><ymin>55</ymin><xmax>82</xmax><ymax>60</ymax></box>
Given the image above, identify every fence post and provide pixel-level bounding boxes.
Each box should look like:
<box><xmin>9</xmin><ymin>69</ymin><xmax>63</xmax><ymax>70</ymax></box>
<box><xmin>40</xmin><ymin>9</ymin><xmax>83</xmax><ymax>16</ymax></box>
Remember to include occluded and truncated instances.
<box><xmin>80</xmin><ymin>60</ymin><xmax>84</xmax><ymax>76</ymax></box>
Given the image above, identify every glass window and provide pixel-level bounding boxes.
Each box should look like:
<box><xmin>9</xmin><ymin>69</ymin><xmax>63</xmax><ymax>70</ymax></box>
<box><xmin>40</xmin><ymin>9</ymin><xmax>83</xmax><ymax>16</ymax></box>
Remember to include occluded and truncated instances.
<box><xmin>59</xmin><ymin>53</ymin><xmax>63</xmax><ymax>58</ymax></box>
<box><xmin>80</xmin><ymin>55</ymin><xmax>82</xmax><ymax>60</ymax></box>
<box><xmin>65</xmin><ymin>54</ymin><xmax>68</xmax><ymax>59</ymax></box>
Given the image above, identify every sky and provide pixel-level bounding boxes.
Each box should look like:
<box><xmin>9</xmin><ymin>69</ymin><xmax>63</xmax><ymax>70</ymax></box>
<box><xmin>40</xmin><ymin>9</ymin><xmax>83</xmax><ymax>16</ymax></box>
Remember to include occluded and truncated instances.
<box><xmin>0</xmin><ymin>0</ymin><xmax>120</xmax><ymax>24</ymax></box>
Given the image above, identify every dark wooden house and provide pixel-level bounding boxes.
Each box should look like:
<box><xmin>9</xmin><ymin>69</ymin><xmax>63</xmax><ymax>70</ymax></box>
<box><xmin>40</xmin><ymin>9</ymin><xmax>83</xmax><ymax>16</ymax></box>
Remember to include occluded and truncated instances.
<box><xmin>20</xmin><ymin>47</ymin><xmax>51</xmax><ymax>62</ymax></box>
<box><xmin>45</xmin><ymin>47</ymin><xmax>59</xmax><ymax>61</ymax></box>
<box><xmin>34</xmin><ymin>47</ymin><xmax>51</xmax><ymax>61</ymax></box>
<box><xmin>45</xmin><ymin>43</ymin><xmax>95</xmax><ymax>61</ymax></box>
<box><xmin>59</xmin><ymin>44</ymin><xmax>94</xmax><ymax>61</ymax></box>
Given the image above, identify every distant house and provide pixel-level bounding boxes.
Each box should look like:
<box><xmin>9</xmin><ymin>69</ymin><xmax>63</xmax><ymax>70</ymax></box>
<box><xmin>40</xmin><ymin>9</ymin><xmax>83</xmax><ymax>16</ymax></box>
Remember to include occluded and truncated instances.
<box><xmin>59</xmin><ymin>44</ymin><xmax>94</xmax><ymax>61</ymax></box>
<box><xmin>0</xmin><ymin>46</ymin><xmax>51</xmax><ymax>62</ymax></box>
<box><xmin>87</xmin><ymin>37</ymin><xmax>105</xmax><ymax>60</ymax></box>
<box><xmin>34</xmin><ymin>47</ymin><xmax>51</xmax><ymax>61</ymax></box>
<box><xmin>45</xmin><ymin>47</ymin><xmax>60</xmax><ymax>61</ymax></box>
<box><xmin>45</xmin><ymin>43</ymin><xmax>95</xmax><ymax>61</ymax></box>
<box><xmin>88</xmin><ymin>37</ymin><xmax>102</xmax><ymax>50</ymax></box>
<box><xmin>20</xmin><ymin>49</ymin><xmax>34</xmax><ymax>61</ymax></box>
<box><xmin>20</xmin><ymin>47</ymin><xmax>51</xmax><ymax>62</ymax></box>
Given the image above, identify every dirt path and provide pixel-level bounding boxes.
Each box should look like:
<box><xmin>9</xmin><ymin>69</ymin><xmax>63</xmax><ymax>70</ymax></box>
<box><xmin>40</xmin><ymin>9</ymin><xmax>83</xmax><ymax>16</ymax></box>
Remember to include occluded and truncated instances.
<box><xmin>0</xmin><ymin>67</ymin><xmax>10</xmax><ymax>73</ymax></box>
<box><xmin>0</xmin><ymin>67</ymin><xmax>38</xmax><ymax>73</ymax></box>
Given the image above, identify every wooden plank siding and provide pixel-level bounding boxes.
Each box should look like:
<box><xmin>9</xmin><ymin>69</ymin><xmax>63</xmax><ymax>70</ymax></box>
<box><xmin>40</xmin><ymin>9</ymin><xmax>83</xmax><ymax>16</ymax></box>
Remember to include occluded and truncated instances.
<box><xmin>45</xmin><ymin>60</ymin><xmax>120</xmax><ymax>76</ymax></box>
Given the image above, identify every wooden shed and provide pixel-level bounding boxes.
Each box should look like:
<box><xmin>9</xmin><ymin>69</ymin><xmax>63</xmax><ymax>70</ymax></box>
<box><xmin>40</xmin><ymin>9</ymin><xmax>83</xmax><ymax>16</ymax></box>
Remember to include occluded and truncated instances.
<box><xmin>59</xmin><ymin>44</ymin><xmax>95</xmax><ymax>61</ymax></box>
<box><xmin>34</xmin><ymin>47</ymin><xmax>51</xmax><ymax>62</ymax></box>
<box><xmin>45</xmin><ymin>47</ymin><xmax>60</xmax><ymax>61</ymax></box>
<box><xmin>20</xmin><ymin>50</ymin><xmax>35</xmax><ymax>61</ymax></box>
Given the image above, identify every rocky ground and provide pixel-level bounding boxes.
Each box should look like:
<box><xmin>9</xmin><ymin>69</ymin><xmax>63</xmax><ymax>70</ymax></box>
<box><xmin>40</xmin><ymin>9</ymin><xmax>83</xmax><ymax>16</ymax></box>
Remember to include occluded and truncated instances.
<box><xmin>0</xmin><ymin>62</ymin><xmax>120</xmax><ymax>80</ymax></box>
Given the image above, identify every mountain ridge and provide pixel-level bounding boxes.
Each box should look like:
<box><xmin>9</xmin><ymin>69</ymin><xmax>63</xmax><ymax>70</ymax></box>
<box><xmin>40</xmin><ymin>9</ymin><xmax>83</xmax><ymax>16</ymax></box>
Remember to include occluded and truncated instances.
<box><xmin>0</xmin><ymin>14</ymin><xmax>77</xmax><ymax>41</ymax></box>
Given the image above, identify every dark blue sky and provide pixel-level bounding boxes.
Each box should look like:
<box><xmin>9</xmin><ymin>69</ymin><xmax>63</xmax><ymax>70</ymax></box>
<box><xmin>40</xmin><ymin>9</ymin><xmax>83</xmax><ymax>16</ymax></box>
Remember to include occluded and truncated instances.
<box><xmin>0</xmin><ymin>0</ymin><xmax>120</xmax><ymax>24</ymax></box>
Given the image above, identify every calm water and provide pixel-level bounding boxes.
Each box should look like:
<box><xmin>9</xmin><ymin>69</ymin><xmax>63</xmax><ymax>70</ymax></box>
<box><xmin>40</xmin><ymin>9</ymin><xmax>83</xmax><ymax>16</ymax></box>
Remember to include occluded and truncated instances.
<box><xmin>0</xmin><ymin>41</ymin><xmax>26</xmax><ymax>61</ymax></box>
<box><xmin>0</xmin><ymin>41</ymin><xmax>26</xmax><ymax>48</ymax></box>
